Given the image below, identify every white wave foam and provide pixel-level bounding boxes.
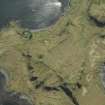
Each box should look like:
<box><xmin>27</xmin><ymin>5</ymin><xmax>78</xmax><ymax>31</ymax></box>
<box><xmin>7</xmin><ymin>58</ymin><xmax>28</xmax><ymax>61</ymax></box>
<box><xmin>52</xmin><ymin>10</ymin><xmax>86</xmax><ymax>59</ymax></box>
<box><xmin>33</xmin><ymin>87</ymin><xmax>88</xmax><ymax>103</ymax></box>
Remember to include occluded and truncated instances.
<box><xmin>45</xmin><ymin>1</ymin><xmax>62</xmax><ymax>7</ymax></box>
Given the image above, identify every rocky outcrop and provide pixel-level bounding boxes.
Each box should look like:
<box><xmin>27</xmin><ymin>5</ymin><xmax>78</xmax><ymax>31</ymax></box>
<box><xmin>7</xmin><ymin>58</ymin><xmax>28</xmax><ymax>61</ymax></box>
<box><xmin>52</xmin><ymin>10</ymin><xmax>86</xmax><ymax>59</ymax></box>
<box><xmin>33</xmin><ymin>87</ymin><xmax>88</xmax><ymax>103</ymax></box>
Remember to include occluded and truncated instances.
<box><xmin>88</xmin><ymin>3</ymin><xmax>105</xmax><ymax>27</ymax></box>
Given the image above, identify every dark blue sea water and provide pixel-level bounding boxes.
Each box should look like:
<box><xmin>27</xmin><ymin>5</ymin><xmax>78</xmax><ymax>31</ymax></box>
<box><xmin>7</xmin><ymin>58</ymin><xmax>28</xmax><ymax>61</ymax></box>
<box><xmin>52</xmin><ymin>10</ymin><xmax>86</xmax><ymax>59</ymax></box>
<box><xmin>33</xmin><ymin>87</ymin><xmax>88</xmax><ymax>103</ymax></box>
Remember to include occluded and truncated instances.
<box><xmin>0</xmin><ymin>0</ymin><xmax>69</xmax><ymax>30</ymax></box>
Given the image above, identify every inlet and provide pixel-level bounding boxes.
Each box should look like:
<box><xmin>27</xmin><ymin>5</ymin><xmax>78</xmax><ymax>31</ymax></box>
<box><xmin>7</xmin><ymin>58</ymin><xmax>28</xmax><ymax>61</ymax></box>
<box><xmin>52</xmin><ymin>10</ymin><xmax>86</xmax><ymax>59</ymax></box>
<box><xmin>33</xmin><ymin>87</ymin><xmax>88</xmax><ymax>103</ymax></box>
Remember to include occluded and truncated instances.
<box><xmin>0</xmin><ymin>0</ymin><xmax>70</xmax><ymax>30</ymax></box>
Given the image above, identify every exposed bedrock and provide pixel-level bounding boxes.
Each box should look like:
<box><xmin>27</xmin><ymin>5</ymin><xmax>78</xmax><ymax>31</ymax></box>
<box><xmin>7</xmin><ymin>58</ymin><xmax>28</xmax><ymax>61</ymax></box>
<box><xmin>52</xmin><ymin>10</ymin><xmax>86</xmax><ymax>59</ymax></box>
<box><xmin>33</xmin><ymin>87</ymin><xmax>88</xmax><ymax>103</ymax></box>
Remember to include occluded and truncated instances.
<box><xmin>88</xmin><ymin>3</ymin><xmax>105</xmax><ymax>27</ymax></box>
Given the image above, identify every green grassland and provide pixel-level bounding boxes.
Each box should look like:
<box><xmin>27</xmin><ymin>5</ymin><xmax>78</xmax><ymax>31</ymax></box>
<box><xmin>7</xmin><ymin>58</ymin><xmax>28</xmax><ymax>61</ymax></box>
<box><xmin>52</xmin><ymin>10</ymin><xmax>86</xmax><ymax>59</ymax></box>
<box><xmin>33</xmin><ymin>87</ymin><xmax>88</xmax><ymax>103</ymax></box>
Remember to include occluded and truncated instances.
<box><xmin>0</xmin><ymin>0</ymin><xmax>105</xmax><ymax>105</ymax></box>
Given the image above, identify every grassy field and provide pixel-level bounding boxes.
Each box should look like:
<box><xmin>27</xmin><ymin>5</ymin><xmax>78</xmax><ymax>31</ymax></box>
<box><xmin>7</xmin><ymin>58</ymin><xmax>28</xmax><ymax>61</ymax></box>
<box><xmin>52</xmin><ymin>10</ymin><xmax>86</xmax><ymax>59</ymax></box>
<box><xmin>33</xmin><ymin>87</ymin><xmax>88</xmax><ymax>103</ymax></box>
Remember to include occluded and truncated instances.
<box><xmin>0</xmin><ymin>0</ymin><xmax>105</xmax><ymax>105</ymax></box>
